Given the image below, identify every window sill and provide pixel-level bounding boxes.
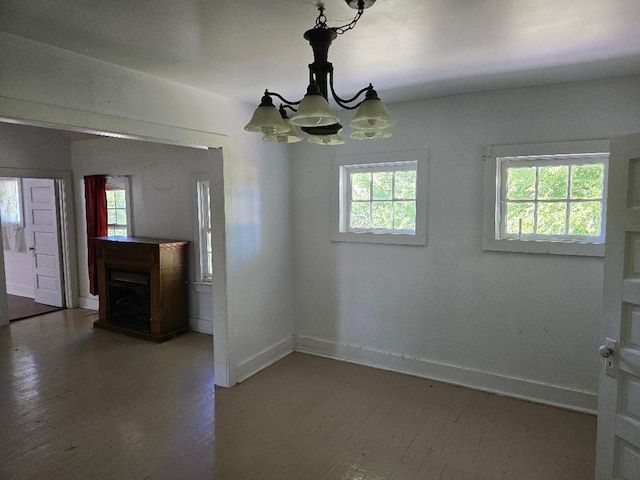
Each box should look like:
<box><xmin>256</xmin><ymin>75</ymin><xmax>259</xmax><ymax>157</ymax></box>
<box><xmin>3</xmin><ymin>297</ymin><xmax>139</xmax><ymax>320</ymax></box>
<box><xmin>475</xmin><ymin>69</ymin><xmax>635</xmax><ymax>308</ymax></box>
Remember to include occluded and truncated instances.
<box><xmin>332</xmin><ymin>231</ymin><xmax>426</xmax><ymax>246</ymax></box>
<box><xmin>192</xmin><ymin>281</ymin><xmax>213</xmax><ymax>293</ymax></box>
<box><xmin>482</xmin><ymin>237</ymin><xmax>604</xmax><ymax>257</ymax></box>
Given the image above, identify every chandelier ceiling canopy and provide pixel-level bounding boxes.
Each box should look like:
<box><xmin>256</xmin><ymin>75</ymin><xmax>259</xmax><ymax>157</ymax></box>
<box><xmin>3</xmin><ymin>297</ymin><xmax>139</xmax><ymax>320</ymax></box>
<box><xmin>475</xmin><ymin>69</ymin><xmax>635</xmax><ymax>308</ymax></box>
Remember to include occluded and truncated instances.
<box><xmin>244</xmin><ymin>0</ymin><xmax>395</xmax><ymax>146</ymax></box>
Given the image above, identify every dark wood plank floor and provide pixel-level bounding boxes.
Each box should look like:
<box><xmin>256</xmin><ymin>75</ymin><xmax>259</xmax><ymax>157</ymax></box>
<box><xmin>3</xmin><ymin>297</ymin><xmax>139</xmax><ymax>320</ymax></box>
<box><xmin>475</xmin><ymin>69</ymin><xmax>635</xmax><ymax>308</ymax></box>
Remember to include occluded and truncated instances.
<box><xmin>7</xmin><ymin>294</ymin><xmax>62</xmax><ymax>321</ymax></box>
<box><xmin>0</xmin><ymin>308</ymin><xmax>596</xmax><ymax>479</ymax></box>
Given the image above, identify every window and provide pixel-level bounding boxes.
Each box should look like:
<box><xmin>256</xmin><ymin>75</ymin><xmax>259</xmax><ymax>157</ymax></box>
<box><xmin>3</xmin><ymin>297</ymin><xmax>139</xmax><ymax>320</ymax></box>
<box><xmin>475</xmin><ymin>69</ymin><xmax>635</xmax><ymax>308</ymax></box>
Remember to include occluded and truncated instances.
<box><xmin>483</xmin><ymin>140</ymin><xmax>609</xmax><ymax>256</ymax></box>
<box><xmin>0</xmin><ymin>178</ymin><xmax>22</xmax><ymax>225</ymax></box>
<box><xmin>105</xmin><ymin>176</ymin><xmax>131</xmax><ymax>236</ymax></box>
<box><xmin>332</xmin><ymin>150</ymin><xmax>428</xmax><ymax>245</ymax></box>
<box><xmin>193</xmin><ymin>175</ymin><xmax>212</xmax><ymax>282</ymax></box>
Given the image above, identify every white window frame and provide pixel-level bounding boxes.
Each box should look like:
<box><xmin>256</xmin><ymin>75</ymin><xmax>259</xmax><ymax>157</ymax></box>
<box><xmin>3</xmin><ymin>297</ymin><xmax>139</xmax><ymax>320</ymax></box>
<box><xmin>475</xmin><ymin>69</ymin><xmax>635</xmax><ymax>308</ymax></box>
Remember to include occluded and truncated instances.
<box><xmin>332</xmin><ymin>150</ymin><xmax>429</xmax><ymax>246</ymax></box>
<box><xmin>105</xmin><ymin>176</ymin><xmax>132</xmax><ymax>237</ymax></box>
<box><xmin>482</xmin><ymin>140</ymin><xmax>609</xmax><ymax>257</ymax></box>
<box><xmin>192</xmin><ymin>173</ymin><xmax>212</xmax><ymax>284</ymax></box>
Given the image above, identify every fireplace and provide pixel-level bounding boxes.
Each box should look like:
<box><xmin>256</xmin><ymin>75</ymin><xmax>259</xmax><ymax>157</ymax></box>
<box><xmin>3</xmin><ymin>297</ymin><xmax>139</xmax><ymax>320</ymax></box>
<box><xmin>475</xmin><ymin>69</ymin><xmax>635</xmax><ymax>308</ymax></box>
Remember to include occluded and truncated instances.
<box><xmin>93</xmin><ymin>236</ymin><xmax>189</xmax><ymax>342</ymax></box>
<box><xmin>107</xmin><ymin>269</ymin><xmax>151</xmax><ymax>333</ymax></box>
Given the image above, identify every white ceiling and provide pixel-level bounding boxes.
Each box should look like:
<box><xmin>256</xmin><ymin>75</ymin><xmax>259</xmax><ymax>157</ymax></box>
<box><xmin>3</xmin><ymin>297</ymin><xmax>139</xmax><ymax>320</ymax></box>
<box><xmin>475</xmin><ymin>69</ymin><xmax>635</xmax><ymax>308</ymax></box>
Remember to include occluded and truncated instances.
<box><xmin>2</xmin><ymin>0</ymin><xmax>640</xmax><ymax>107</ymax></box>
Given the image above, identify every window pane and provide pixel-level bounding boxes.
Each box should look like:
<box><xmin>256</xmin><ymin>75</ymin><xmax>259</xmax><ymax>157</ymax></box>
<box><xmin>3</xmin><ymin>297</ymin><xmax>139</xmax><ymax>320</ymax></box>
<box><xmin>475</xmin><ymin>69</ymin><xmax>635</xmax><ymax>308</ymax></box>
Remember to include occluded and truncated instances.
<box><xmin>116</xmin><ymin>209</ymin><xmax>127</xmax><ymax>225</ymax></box>
<box><xmin>394</xmin><ymin>201</ymin><xmax>416</xmax><ymax>231</ymax></box>
<box><xmin>350</xmin><ymin>202</ymin><xmax>370</xmax><ymax>229</ymax></box>
<box><xmin>536</xmin><ymin>202</ymin><xmax>567</xmax><ymax>235</ymax></box>
<box><xmin>538</xmin><ymin>166</ymin><xmax>568</xmax><ymax>200</ymax></box>
<box><xmin>0</xmin><ymin>178</ymin><xmax>22</xmax><ymax>224</ymax></box>
<box><xmin>505</xmin><ymin>202</ymin><xmax>534</xmax><ymax>235</ymax></box>
<box><xmin>372</xmin><ymin>201</ymin><xmax>392</xmax><ymax>228</ymax></box>
<box><xmin>206</xmin><ymin>231</ymin><xmax>213</xmax><ymax>277</ymax></box>
<box><xmin>114</xmin><ymin>190</ymin><xmax>126</xmax><ymax>208</ymax></box>
<box><xmin>107</xmin><ymin>209</ymin><xmax>117</xmax><ymax>224</ymax></box>
<box><xmin>569</xmin><ymin>201</ymin><xmax>601</xmax><ymax>235</ymax></box>
<box><xmin>112</xmin><ymin>227</ymin><xmax>127</xmax><ymax>236</ymax></box>
<box><xmin>372</xmin><ymin>172</ymin><xmax>393</xmax><ymax>200</ymax></box>
<box><xmin>570</xmin><ymin>164</ymin><xmax>604</xmax><ymax>199</ymax></box>
<box><xmin>106</xmin><ymin>191</ymin><xmax>115</xmax><ymax>208</ymax></box>
<box><xmin>351</xmin><ymin>173</ymin><xmax>371</xmax><ymax>201</ymax></box>
<box><xmin>395</xmin><ymin>171</ymin><xmax>416</xmax><ymax>199</ymax></box>
<box><xmin>506</xmin><ymin>167</ymin><xmax>535</xmax><ymax>200</ymax></box>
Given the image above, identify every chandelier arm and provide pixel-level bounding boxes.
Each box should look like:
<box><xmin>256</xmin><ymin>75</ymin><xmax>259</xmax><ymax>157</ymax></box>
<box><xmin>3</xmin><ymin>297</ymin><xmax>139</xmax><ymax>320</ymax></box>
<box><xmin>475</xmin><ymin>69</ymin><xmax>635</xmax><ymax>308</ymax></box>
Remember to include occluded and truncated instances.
<box><xmin>328</xmin><ymin>71</ymin><xmax>371</xmax><ymax>110</ymax></box>
<box><xmin>266</xmin><ymin>90</ymin><xmax>301</xmax><ymax>106</ymax></box>
<box><xmin>280</xmin><ymin>104</ymin><xmax>298</xmax><ymax>113</ymax></box>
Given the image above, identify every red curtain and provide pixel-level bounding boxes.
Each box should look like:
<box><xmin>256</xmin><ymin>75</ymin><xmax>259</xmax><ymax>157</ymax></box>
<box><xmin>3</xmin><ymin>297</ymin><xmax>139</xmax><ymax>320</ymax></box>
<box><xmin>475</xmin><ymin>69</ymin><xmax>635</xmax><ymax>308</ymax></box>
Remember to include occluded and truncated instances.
<box><xmin>84</xmin><ymin>175</ymin><xmax>107</xmax><ymax>296</ymax></box>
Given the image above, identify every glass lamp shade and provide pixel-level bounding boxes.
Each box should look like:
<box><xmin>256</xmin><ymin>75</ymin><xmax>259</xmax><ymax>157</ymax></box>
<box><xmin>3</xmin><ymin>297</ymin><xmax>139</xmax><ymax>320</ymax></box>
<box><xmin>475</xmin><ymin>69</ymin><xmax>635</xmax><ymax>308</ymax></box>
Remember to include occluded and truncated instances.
<box><xmin>350</xmin><ymin>129</ymin><xmax>392</xmax><ymax>140</ymax></box>
<box><xmin>263</xmin><ymin>118</ymin><xmax>303</xmax><ymax>144</ymax></box>
<box><xmin>244</xmin><ymin>104</ymin><xmax>289</xmax><ymax>135</ymax></box>
<box><xmin>308</xmin><ymin>131</ymin><xmax>345</xmax><ymax>145</ymax></box>
<box><xmin>290</xmin><ymin>93</ymin><xmax>339</xmax><ymax>127</ymax></box>
<box><xmin>349</xmin><ymin>98</ymin><xmax>396</xmax><ymax>131</ymax></box>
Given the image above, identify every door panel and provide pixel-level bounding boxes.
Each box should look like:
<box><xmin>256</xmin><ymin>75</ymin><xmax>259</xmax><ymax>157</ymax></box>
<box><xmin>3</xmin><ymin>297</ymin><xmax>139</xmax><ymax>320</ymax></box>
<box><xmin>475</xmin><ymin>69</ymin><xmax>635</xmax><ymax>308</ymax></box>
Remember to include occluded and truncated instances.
<box><xmin>597</xmin><ymin>133</ymin><xmax>640</xmax><ymax>479</ymax></box>
<box><xmin>23</xmin><ymin>179</ymin><xmax>63</xmax><ymax>307</ymax></box>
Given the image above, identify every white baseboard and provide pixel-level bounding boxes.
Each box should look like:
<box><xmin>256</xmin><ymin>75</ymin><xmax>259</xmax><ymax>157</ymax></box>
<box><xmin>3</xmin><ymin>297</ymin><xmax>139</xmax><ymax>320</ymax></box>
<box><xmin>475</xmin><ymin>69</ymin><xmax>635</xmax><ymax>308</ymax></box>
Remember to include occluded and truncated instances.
<box><xmin>78</xmin><ymin>296</ymin><xmax>99</xmax><ymax>310</ymax></box>
<box><xmin>190</xmin><ymin>317</ymin><xmax>213</xmax><ymax>335</ymax></box>
<box><xmin>294</xmin><ymin>335</ymin><xmax>597</xmax><ymax>415</ymax></box>
<box><xmin>7</xmin><ymin>283</ymin><xmax>34</xmax><ymax>298</ymax></box>
<box><xmin>236</xmin><ymin>336</ymin><xmax>295</xmax><ymax>383</ymax></box>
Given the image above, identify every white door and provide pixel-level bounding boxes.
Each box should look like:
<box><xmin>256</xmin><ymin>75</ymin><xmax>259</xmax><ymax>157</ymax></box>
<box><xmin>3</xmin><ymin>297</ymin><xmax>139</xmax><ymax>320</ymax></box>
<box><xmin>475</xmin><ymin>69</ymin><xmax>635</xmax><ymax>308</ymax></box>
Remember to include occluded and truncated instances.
<box><xmin>597</xmin><ymin>133</ymin><xmax>640</xmax><ymax>479</ymax></box>
<box><xmin>23</xmin><ymin>179</ymin><xmax>64</xmax><ymax>307</ymax></box>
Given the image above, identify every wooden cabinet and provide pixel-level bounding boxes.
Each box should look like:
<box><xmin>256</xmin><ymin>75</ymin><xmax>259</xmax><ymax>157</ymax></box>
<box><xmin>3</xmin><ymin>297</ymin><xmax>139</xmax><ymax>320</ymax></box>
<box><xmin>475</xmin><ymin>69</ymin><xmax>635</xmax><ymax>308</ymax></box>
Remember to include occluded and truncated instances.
<box><xmin>93</xmin><ymin>236</ymin><xmax>189</xmax><ymax>342</ymax></box>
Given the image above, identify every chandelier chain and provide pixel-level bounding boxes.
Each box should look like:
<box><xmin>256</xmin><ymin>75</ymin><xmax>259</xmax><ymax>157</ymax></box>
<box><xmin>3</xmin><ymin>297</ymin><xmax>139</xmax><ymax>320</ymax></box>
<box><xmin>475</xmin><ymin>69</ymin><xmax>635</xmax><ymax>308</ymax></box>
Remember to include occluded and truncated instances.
<box><xmin>314</xmin><ymin>5</ymin><xmax>364</xmax><ymax>35</ymax></box>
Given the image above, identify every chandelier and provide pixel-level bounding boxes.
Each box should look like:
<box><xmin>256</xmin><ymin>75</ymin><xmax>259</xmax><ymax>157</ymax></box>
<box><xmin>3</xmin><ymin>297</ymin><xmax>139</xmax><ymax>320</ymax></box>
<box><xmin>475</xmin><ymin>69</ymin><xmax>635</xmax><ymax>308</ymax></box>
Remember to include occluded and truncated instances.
<box><xmin>244</xmin><ymin>0</ymin><xmax>395</xmax><ymax>145</ymax></box>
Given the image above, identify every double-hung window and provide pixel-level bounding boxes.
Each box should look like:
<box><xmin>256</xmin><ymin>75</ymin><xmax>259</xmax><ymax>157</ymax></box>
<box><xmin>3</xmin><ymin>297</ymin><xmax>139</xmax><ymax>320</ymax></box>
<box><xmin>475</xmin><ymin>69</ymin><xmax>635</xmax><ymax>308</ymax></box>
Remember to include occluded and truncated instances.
<box><xmin>105</xmin><ymin>176</ymin><xmax>131</xmax><ymax>236</ymax></box>
<box><xmin>483</xmin><ymin>140</ymin><xmax>609</xmax><ymax>256</ymax></box>
<box><xmin>196</xmin><ymin>179</ymin><xmax>212</xmax><ymax>282</ymax></box>
<box><xmin>192</xmin><ymin>174</ymin><xmax>212</xmax><ymax>283</ymax></box>
<box><xmin>332</xmin><ymin>150</ymin><xmax>428</xmax><ymax>245</ymax></box>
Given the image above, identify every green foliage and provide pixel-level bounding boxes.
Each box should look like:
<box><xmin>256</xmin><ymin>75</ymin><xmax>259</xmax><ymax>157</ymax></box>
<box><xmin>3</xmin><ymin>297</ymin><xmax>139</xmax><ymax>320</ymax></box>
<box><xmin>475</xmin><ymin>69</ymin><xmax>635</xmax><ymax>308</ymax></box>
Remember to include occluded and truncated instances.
<box><xmin>372</xmin><ymin>172</ymin><xmax>392</xmax><ymax>200</ymax></box>
<box><xmin>569</xmin><ymin>202</ymin><xmax>601</xmax><ymax>235</ymax></box>
<box><xmin>505</xmin><ymin>202</ymin><xmax>534</xmax><ymax>234</ymax></box>
<box><xmin>350</xmin><ymin>202</ymin><xmax>370</xmax><ymax>228</ymax></box>
<box><xmin>570</xmin><ymin>164</ymin><xmax>603</xmax><ymax>199</ymax></box>
<box><xmin>395</xmin><ymin>171</ymin><xmax>416</xmax><ymax>199</ymax></box>
<box><xmin>351</xmin><ymin>173</ymin><xmax>371</xmax><ymax>201</ymax></box>
<box><xmin>506</xmin><ymin>167</ymin><xmax>535</xmax><ymax>200</ymax></box>
<box><xmin>348</xmin><ymin>168</ymin><xmax>417</xmax><ymax>232</ymax></box>
<box><xmin>504</xmin><ymin>162</ymin><xmax>604</xmax><ymax>238</ymax></box>
<box><xmin>372</xmin><ymin>201</ymin><xmax>392</xmax><ymax>228</ymax></box>
<box><xmin>394</xmin><ymin>201</ymin><xmax>416</xmax><ymax>230</ymax></box>
<box><xmin>538</xmin><ymin>166</ymin><xmax>568</xmax><ymax>199</ymax></box>
<box><xmin>537</xmin><ymin>203</ymin><xmax>566</xmax><ymax>235</ymax></box>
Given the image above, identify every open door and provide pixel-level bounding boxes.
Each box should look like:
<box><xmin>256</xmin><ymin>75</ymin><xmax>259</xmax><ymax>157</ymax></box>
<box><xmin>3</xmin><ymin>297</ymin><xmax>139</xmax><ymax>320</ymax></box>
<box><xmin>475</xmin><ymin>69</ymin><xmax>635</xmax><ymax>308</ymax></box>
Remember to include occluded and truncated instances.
<box><xmin>23</xmin><ymin>178</ymin><xmax>64</xmax><ymax>308</ymax></box>
<box><xmin>597</xmin><ymin>133</ymin><xmax>640</xmax><ymax>479</ymax></box>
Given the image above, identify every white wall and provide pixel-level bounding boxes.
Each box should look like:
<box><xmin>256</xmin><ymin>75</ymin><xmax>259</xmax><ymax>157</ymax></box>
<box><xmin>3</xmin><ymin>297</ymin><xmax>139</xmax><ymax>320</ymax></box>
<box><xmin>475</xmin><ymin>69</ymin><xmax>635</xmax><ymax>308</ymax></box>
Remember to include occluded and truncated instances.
<box><xmin>0</xmin><ymin>32</ymin><xmax>295</xmax><ymax>386</ymax></box>
<box><xmin>291</xmin><ymin>76</ymin><xmax>640</xmax><ymax>413</ymax></box>
<box><xmin>0</xmin><ymin>122</ymin><xmax>72</xmax><ymax>171</ymax></box>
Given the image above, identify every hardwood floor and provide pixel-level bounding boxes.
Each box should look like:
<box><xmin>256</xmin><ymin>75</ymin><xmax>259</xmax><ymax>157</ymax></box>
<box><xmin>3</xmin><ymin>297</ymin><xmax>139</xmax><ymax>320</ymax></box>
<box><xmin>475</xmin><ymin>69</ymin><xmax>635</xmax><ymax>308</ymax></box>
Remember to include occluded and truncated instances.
<box><xmin>1</xmin><ymin>309</ymin><xmax>596</xmax><ymax>479</ymax></box>
<box><xmin>7</xmin><ymin>294</ymin><xmax>62</xmax><ymax>321</ymax></box>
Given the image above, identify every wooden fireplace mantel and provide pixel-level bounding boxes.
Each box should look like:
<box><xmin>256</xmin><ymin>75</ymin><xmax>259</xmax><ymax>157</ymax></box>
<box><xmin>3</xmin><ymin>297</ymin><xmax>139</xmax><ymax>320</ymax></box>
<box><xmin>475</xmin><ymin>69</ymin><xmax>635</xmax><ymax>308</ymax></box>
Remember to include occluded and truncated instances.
<box><xmin>93</xmin><ymin>236</ymin><xmax>189</xmax><ymax>342</ymax></box>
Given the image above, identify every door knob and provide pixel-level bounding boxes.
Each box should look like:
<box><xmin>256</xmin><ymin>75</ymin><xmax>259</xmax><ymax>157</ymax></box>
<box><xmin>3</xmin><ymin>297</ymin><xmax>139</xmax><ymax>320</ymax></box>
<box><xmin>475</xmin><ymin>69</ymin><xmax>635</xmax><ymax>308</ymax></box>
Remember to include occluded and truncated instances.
<box><xmin>599</xmin><ymin>344</ymin><xmax>613</xmax><ymax>358</ymax></box>
<box><xmin>28</xmin><ymin>246</ymin><xmax>35</xmax><ymax>252</ymax></box>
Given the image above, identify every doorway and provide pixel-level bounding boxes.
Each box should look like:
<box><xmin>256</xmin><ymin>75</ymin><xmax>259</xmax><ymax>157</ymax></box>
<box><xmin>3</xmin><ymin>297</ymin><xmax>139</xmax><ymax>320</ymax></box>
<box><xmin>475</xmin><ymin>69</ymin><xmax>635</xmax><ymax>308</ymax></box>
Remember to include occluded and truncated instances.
<box><xmin>2</xmin><ymin>176</ymin><xmax>66</xmax><ymax>320</ymax></box>
<box><xmin>0</xmin><ymin>170</ymin><xmax>76</xmax><ymax>327</ymax></box>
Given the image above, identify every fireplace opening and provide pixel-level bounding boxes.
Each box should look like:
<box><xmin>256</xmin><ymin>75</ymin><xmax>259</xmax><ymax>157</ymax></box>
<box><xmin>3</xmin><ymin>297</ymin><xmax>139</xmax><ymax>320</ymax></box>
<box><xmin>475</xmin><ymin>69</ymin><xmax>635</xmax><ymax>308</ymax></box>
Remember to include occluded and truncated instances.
<box><xmin>107</xmin><ymin>270</ymin><xmax>151</xmax><ymax>333</ymax></box>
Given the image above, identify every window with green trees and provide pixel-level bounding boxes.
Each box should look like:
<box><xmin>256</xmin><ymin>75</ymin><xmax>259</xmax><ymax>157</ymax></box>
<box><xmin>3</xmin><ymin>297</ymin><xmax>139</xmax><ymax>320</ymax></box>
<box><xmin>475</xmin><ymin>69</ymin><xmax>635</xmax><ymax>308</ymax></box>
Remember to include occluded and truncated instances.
<box><xmin>499</xmin><ymin>153</ymin><xmax>607</xmax><ymax>243</ymax></box>
<box><xmin>105</xmin><ymin>176</ymin><xmax>130</xmax><ymax>236</ymax></box>
<box><xmin>345</xmin><ymin>161</ymin><xmax>417</xmax><ymax>234</ymax></box>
